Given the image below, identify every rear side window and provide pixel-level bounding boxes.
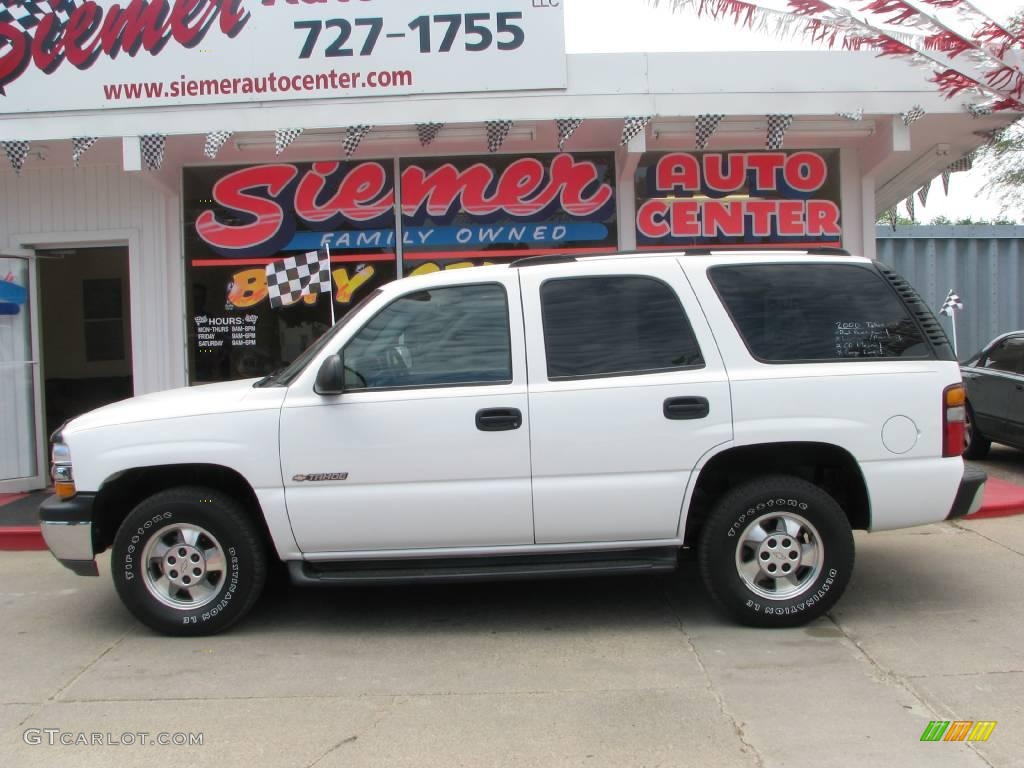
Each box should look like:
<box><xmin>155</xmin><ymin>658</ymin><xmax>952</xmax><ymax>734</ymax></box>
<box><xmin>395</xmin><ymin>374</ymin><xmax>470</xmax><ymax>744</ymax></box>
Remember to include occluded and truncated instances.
<box><xmin>709</xmin><ymin>264</ymin><xmax>930</xmax><ymax>362</ymax></box>
<box><xmin>540</xmin><ymin>276</ymin><xmax>704</xmax><ymax>380</ymax></box>
<box><xmin>983</xmin><ymin>337</ymin><xmax>1024</xmax><ymax>373</ymax></box>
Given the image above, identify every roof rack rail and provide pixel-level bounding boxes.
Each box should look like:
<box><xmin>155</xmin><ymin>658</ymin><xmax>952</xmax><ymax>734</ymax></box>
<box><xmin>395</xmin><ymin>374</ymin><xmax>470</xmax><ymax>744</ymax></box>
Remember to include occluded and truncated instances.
<box><xmin>509</xmin><ymin>254</ymin><xmax>580</xmax><ymax>268</ymax></box>
<box><xmin>805</xmin><ymin>247</ymin><xmax>851</xmax><ymax>256</ymax></box>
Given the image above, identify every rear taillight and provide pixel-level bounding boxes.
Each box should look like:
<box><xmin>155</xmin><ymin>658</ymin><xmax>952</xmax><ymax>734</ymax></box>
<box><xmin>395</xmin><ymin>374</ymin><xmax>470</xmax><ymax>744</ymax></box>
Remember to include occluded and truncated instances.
<box><xmin>943</xmin><ymin>383</ymin><xmax>966</xmax><ymax>458</ymax></box>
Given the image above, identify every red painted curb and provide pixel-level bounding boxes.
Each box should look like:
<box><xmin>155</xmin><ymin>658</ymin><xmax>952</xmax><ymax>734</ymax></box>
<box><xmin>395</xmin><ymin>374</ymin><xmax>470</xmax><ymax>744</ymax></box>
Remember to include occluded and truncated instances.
<box><xmin>965</xmin><ymin>476</ymin><xmax>1024</xmax><ymax>521</ymax></box>
<box><xmin>0</xmin><ymin>526</ymin><xmax>47</xmax><ymax>551</ymax></box>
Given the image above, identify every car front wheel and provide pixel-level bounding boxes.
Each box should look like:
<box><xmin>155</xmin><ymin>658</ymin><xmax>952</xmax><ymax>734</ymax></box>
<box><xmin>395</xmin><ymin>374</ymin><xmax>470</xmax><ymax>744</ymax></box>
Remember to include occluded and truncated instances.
<box><xmin>698</xmin><ymin>475</ymin><xmax>855</xmax><ymax>628</ymax></box>
<box><xmin>111</xmin><ymin>486</ymin><xmax>267</xmax><ymax>636</ymax></box>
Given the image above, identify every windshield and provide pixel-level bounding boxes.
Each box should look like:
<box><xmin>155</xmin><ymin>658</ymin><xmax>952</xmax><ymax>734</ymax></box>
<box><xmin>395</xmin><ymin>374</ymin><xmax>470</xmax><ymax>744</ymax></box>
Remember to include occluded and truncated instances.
<box><xmin>254</xmin><ymin>289</ymin><xmax>382</xmax><ymax>387</ymax></box>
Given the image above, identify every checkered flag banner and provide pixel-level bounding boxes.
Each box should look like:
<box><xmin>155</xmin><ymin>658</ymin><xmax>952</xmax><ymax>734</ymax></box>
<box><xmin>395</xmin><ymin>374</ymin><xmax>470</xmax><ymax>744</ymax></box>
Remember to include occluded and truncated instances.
<box><xmin>265</xmin><ymin>249</ymin><xmax>332</xmax><ymax>309</ymax></box>
<box><xmin>766</xmin><ymin>114</ymin><xmax>793</xmax><ymax>151</ymax></box>
<box><xmin>917</xmin><ymin>178</ymin><xmax>931</xmax><ymax>207</ymax></box>
<box><xmin>486</xmin><ymin>120</ymin><xmax>513</xmax><ymax>153</ymax></box>
<box><xmin>0</xmin><ymin>1</ymin><xmax>77</xmax><ymax>32</ymax></box>
<box><xmin>71</xmin><ymin>136</ymin><xmax>97</xmax><ymax>167</ymax></box>
<box><xmin>695</xmin><ymin>114</ymin><xmax>723</xmax><ymax>151</ymax></box>
<box><xmin>620</xmin><ymin>116</ymin><xmax>651</xmax><ymax>147</ymax></box>
<box><xmin>343</xmin><ymin>125</ymin><xmax>371</xmax><ymax>157</ymax></box>
<box><xmin>837</xmin><ymin>108</ymin><xmax>864</xmax><ymax>121</ymax></box>
<box><xmin>947</xmin><ymin>153</ymin><xmax>974</xmax><ymax>174</ymax></box>
<box><xmin>904</xmin><ymin>194</ymin><xmax>915</xmax><ymax>222</ymax></box>
<box><xmin>940</xmin><ymin>290</ymin><xmax>963</xmax><ymax>317</ymax></box>
<box><xmin>942</xmin><ymin>169</ymin><xmax>952</xmax><ymax>196</ymax></box>
<box><xmin>555</xmin><ymin>118</ymin><xmax>582</xmax><ymax>151</ymax></box>
<box><xmin>140</xmin><ymin>134</ymin><xmax>165</xmax><ymax>170</ymax></box>
<box><xmin>2</xmin><ymin>140</ymin><xmax>29</xmax><ymax>175</ymax></box>
<box><xmin>967</xmin><ymin>103</ymin><xmax>994</xmax><ymax>118</ymax></box>
<box><xmin>203</xmin><ymin>130</ymin><xmax>232</xmax><ymax>159</ymax></box>
<box><xmin>901</xmin><ymin>105</ymin><xmax>925</xmax><ymax>126</ymax></box>
<box><xmin>275</xmin><ymin>128</ymin><xmax>303</xmax><ymax>155</ymax></box>
<box><xmin>416</xmin><ymin>123</ymin><xmax>444</xmax><ymax>146</ymax></box>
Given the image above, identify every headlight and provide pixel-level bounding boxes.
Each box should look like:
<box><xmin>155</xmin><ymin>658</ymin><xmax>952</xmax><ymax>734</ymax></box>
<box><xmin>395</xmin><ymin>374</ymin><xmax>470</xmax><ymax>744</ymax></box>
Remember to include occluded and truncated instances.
<box><xmin>50</xmin><ymin>443</ymin><xmax>76</xmax><ymax>499</ymax></box>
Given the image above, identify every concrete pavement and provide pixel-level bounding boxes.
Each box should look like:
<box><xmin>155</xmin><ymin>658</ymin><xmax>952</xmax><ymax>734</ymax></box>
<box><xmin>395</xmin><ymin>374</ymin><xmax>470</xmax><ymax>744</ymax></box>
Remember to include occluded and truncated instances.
<box><xmin>1</xmin><ymin>516</ymin><xmax>1022</xmax><ymax>768</ymax></box>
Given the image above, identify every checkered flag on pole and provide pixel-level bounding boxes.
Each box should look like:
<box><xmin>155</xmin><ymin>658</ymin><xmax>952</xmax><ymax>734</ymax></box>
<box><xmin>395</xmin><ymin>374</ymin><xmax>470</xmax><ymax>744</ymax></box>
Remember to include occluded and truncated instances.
<box><xmin>343</xmin><ymin>125</ymin><xmax>372</xmax><ymax>156</ymax></box>
<box><xmin>620</xmin><ymin>116</ymin><xmax>651</xmax><ymax>146</ymax></box>
<box><xmin>265</xmin><ymin>249</ymin><xmax>333</xmax><ymax>309</ymax></box>
<box><xmin>204</xmin><ymin>131</ymin><xmax>232</xmax><ymax>159</ymax></box>
<box><xmin>140</xmin><ymin>134</ymin><xmax>165</xmax><ymax>170</ymax></box>
<box><xmin>417</xmin><ymin>123</ymin><xmax>444</xmax><ymax>146</ymax></box>
<box><xmin>486</xmin><ymin>121</ymin><xmax>513</xmax><ymax>153</ymax></box>
<box><xmin>555</xmin><ymin>118</ymin><xmax>582</xmax><ymax>151</ymax></box>
<box><xmin>72</xmin><ymin>136</ymin><xmax>97</xmax><ymax>167</ymax></box>
<box><xmin>766</xmin><ymin>115</ymin><xmax>793</xmax><ymax>150</ymax></box>
<box><xmin>940</xmin><ymin>290</ymin><xmax>963</xmax><ymax>317</ymax></box>
<box><xmin>275</xmin><ymin>128</ymin><xmax>303</xmax><ymax>155</ymax></box>
<box><xmin>2</xmin><ymin>140</ymin><xmax>30</xmax><ymax>175</ymax></box>
<box><xmin>901</xmin><ymin>105</ymin><xmax>925</xmax><ymax>126</ymax></box>
<box><xmin>695</xmin><ymin>114</ymin><xmax>723</xmax><ymax>151</ymax></box>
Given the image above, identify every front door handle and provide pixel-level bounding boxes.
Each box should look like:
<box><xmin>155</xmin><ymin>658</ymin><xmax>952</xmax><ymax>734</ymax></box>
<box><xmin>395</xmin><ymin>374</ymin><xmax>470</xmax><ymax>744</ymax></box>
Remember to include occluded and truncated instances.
<box><xmin>664</xmin><ymin>396</ymin><xmax>710</xmax><ymax>420</ymax></box>
<box><xmin>476</xmin><ymin>407</ymin><xmax>523</xmax><ymax>432</ymax></box>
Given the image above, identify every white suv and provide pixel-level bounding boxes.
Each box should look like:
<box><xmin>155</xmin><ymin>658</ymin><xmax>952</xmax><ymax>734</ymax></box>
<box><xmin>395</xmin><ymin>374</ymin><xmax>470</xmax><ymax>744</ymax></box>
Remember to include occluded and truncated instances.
<box><xmin>40</xmin><ymin>249</ymin><xmax>986</xmax><ymax>635</ymax></box>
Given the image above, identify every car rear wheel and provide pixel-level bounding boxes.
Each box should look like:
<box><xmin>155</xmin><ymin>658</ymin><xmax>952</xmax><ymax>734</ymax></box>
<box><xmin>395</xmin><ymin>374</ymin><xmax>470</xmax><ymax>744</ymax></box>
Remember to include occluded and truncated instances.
<box><xmin>698</xmin><ymin>475</ymin><xmax>854</xmax><ymax>628</ymax></box>
<box><xmin>111</xmin><ymin>486</ymin><xmax>267</xmax><ymax>636</ymax></box>
<box><xmin>963</xmin><ymin>402</ymin><xmax>991</xmax><ymax>459</ymax></box>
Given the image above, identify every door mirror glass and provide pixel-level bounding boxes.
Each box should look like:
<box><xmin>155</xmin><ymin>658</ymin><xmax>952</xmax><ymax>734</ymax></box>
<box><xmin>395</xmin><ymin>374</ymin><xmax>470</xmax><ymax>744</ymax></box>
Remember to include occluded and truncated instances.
<box><xmin>314</xmin><ymin>353</ymin><xmax>346</xmax><ymax>396</ymax></box>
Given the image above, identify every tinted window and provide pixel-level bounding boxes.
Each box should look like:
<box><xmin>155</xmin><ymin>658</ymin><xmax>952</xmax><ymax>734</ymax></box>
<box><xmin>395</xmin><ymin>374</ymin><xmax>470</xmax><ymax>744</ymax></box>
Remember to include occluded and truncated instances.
<box><xmin>540</xmin><ymin>276</ymin><xmax>704</xmax><ymax>379</ymax></box>
<box><xmin>710</xmin><ymin>264</ymin><xmax>929</xmax><ymax>362</ymax></box>
<box><xmin>344</xmin><ymin>283</ymin><xmax>512</xmax><ymax>389</ymax></box>
<box><xmin>984</xmin><ymin>337</ymin><xmax>1024</xmax><ymax>373</ymax></box>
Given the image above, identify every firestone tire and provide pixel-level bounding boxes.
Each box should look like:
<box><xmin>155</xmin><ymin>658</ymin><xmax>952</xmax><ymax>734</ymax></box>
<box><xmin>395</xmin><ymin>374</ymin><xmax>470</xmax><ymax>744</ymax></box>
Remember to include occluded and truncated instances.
<box><xmin>111</xmin><ymin>486</ymin><xmax>267</xmax><ymax>636</ymax></box>
<box><xmin>698</xmin><ymin>475</ymin><xmax>854</xmax><ymax>628</ymax></box>
<box><xmin>962</xmin><ymin>402</ymin><xmax>991</xmax><ymax>459</ymax></box>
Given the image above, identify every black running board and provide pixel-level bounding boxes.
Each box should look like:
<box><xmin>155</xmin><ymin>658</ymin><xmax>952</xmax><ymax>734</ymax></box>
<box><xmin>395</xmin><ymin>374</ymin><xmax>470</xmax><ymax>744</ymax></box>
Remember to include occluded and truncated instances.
<box><xmin>288</xmin><ymin>547</ymin><xmax>679</xmax><ymax>586</ymax></box>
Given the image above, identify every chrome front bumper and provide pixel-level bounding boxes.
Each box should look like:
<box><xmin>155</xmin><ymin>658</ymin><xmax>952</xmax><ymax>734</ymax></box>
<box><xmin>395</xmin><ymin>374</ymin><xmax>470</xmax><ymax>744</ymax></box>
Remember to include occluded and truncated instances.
<box><xmin>39</xmin><ymin>494</ymin><xmax>98</xmax><ymax>577</ymax></box>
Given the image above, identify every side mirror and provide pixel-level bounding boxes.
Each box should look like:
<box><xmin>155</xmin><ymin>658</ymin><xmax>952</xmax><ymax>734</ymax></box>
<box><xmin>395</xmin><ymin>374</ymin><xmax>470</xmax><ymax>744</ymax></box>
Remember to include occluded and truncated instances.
<box><xmin>314</xmin><ymin>353</ymin><xmax>345</xmax><ymax>396</ymax></box>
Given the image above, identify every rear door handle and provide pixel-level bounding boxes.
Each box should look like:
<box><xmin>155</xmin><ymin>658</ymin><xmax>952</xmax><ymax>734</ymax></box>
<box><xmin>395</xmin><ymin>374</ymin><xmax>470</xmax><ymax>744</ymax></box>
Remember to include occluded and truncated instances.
<box><xmin>663</xmin><ymin>396</ymin><xmax>710</xmax><ymax>420</ymax></box>
<box><xmin>476</xmin><ymin>407</ymin><xmax>523</xmax><ymax>432</ymax></box>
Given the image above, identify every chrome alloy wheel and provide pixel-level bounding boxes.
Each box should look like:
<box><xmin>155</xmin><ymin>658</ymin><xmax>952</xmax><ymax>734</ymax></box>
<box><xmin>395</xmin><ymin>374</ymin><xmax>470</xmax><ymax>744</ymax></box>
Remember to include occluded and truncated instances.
<box><xmin>734</xmin><ymin>513</ymin><xmax>823</xmax><ymax>600</ymax></box>
<box><xmin>141</xmin><ymin>524</ymin><xmax>226</xmax><ymax>610</ymax></box>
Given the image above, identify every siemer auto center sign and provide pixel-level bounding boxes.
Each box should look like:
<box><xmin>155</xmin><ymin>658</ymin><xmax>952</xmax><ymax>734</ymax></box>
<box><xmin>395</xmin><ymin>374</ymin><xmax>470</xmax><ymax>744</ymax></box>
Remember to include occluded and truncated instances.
<box><xmin>0</xmin><ymin>0</ymin><xmax>566</xmax><ymax>113</ymax></box>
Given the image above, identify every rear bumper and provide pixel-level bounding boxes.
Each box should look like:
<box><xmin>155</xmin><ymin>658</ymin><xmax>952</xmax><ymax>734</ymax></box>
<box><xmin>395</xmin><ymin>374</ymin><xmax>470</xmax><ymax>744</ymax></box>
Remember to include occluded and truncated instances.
<box><xmin>946</xmin><ymin>466</ymin><xmax>987</xmax><ymax>521</ymax></box>
<box><xmin>39</xmin><ymin>493</ymin><xmax>98</xmax><ymax>577</ymax></box>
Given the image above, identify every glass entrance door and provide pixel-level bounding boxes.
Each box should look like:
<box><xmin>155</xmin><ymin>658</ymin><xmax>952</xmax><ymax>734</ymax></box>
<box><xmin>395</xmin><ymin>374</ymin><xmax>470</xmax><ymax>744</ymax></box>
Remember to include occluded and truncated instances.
<box><xmin>0</xmin><ymin>255</ymin><xmax>44</xmax><ymax>491</ymax></box>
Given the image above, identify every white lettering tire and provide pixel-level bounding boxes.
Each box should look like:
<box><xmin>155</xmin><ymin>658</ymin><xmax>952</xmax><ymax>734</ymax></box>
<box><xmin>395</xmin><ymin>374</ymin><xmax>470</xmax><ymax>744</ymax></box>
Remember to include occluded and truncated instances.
<box><xmin>112</xmin><ymin>486</ymin><xmax>267</xmax><ymax>636</ymax></box>
<box><xmin>698</xmin><ymin>475</ymin><xmax>855</xmax><ymax>628</ymax></box>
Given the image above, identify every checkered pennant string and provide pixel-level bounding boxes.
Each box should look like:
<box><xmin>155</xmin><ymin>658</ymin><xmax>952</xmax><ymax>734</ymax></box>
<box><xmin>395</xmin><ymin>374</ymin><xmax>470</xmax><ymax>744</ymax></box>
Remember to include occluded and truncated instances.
<box><xmin>343</xmin><ymin>125</ymin><xmax>371</xmax><ymax>157</ymax></box>
<box><xmin>71</xmin><ymin>136</ymin><xmax>97</xmax><ymax>167</ymax></box>
<box><xmin>765</xmin><ymin>115</ymin><xmax>793</xmax><ymax>151</ymax></box>
<box><xmin>203</xmin><ymin>131</ymin><xmax>232</xmax><ymax>159</ymax></box>
<box><xmin>486</xmin><ymin>120</ymin><xmax>513</xmax><ymax>153</ymax></box>
<box><xmin>1</xmin><ymin>141</ymin><xmax>29</xmax><ymax>175</ymax></box>
<box><xmin>941</xmin><ymin>169</ymin><xmax>952</xmax><ymax>196</ymax></box>
<box><xmin>274</xmin><ymin>128</ymin><xmax>303</xmax><ymax>155</ymax></box>
<box><xmin>695</xmin><ymin>114</ymin><xmax>723</xmax><ymax>151</ymax></box>
<box><xmin>940</xmin><ymin>290</ymin><xmax>963</xmax><ymax>317</ymax></box>
<box><xmin>966</xmin><ymin>103</ymin><xmax>994</xmax><ymax>118</ymax></box>
<box><xmin>917</xmin><ymin>179</ymin><xmax>931</xmax><ymax>207</ymax></box>
<box><xmin>140</xmin><ymin>134</ymin><xmax>165</xmax><ymax>171</ymax></box>
<box><xmin>265</xmin><ymin>250</ymin><xmax>332</xmax><ymax>309</ymax></box>
<box><xmin>947</xmin><ymin>153</ymin><xmax>974</xmax><ymax>174</ymax></box>
<box><xmin>620</xmin><ymin>116</ymin><xmax>651</xmax><ymax>147</ymax></box>
<box><xmin>416</xmin><ymin>123</ymin><xmax>444</xmax><ymax>146</ymax></box>
<box><xmin>904</xmin><ymin>194</ymin><xmax>915</xmax><ymax>222</ymax></box>
<box><xmin>555</xmin><ymin>118</ymin><xmax>582</xmax><ymax>151</ymax></box>
<box><xmin>884</xmin><ymin>207</ymin><xmax>899</xmax><ymax>232</ymax></box>
<box><xmin>837</xmin><ymin>108</ymin><xmax>864</xmax><ymax>121</ymax></box>
<box><xmin>901</xmin><ymin>105</ymin><xmax>925</xmax><ymax>126</ymax></box>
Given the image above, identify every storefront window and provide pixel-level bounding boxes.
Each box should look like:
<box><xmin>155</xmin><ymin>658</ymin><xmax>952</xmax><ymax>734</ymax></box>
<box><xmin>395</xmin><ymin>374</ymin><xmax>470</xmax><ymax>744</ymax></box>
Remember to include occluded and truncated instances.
<box><xmin>634</xmin><ymin>150</ymin><xmax>842</xmax><ymax>249</ymax></box>
<box><xmin>184</xmin><ymin>162</ymin><xmax>398</xmax><ymax>383</ymax></box>
<box><xmin>400</xmin><ymin>152</ymin><xmax>618</xmax><ymax>274</ymax></box>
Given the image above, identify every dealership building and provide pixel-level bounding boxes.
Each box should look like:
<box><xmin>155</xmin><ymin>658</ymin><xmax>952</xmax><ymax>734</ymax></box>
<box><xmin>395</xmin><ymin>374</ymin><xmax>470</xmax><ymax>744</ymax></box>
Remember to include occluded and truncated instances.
<box><xmin>0</xmin><ymin>0</ymin><xmax>1015</xmax><ymax>491</ymax></box>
